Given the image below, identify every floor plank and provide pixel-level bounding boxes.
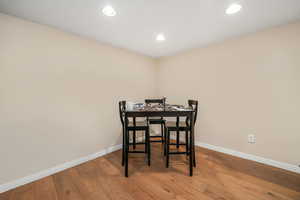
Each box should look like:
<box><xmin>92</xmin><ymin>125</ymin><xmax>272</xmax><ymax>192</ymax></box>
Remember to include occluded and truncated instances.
<box><xmin>52</xmin><ymin>169</ymin><xmax>85</xmax><ymax>200</ymax></box>
<box><xmin>8</xmin><ymin>182</ymin><xmax>35</xmax><ymax>200</ymax></box>
<box><xmin>33</xmin><ymin>177</ymin><xmax>58</xmax><ymax>200</ymax></box>
<box><xmin>0</xmin><ymin>191</ymin><xmax>11</xmax><ymax>200</ymax></box>
<box><xmin>1</xmin><ymin>143</ymin><xmax>300</xmax><ymax>200</ymax></box>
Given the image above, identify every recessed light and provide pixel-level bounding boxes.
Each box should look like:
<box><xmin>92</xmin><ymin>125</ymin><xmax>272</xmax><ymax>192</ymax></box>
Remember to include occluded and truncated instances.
<box><xmin>156</xmin><ymin>33</ymin><xmax>166</xmax><ymax>42</ymax></box>
<box><xmin>102</xmin><ymin>5</ymin><xmax>116</xmax><ymax>16</ymax></box>
<box><xmin>226</xmin><ymin>3</ymin><xmax>242</xmax><ymax>15</ymax></box>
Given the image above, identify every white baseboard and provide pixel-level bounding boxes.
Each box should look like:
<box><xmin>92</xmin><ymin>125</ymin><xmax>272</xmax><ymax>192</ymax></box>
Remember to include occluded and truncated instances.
<box><xmin>0</xmin><ymin>144</ymin><xmax>122</xmax><ymax>194</ymax></box>
<box><xmin>195</xmin><ymin>141</ymin><xmax>300</xmax><ymax>174</ymax></box>
<box><xmin>151</xmin><ymin>130</ymin><xmax>299</xmax><ymax>174</ymax></box>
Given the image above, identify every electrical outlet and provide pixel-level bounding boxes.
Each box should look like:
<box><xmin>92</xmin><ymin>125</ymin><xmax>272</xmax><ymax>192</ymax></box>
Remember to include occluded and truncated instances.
<box><xmin>248</xmin><ymin>134</ymin><xmax>256</xmax><ymax>144</ymax></box>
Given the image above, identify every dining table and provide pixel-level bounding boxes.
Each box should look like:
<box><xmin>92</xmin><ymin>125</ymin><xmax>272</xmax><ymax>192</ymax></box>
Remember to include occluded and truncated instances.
<box><xmin>123</xmin><ymin>103</ymin><xmax>196</xmax><ymax>176</ymax></box>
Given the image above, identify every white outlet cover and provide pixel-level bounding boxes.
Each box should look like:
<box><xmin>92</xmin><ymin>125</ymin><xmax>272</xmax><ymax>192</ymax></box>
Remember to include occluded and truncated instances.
<box><xmin>248</xmin><ymin>134</ymin><xmax>256</xmax><ymax>144</ymax></box>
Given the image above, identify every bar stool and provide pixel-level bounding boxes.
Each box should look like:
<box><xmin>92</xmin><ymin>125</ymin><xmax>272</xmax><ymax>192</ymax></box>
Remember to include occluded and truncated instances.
<box><xmin>164</xmin><ymin>100</ymin><xmax>198</xmax><ymax>168</ymax></box>
<box><xmin>119</xmin><ymin>101</ymin><xmax>150</xmax><ymax>177</ymax></box>
<box><xmin>145</xmin><ymin>98</ymin><xmax>166</xmax><ymax>144</ymax></box>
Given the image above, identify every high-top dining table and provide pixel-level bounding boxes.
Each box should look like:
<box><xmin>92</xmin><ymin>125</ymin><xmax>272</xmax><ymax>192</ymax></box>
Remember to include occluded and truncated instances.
<box><xmin>124</xmin><ymin>104</ymin><xmax>196</xmax><ymax>176</ymax></box>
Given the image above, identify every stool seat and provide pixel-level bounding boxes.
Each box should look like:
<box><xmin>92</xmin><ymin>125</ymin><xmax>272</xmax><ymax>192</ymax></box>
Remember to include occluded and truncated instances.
<box><xmin>148</xmin><ymin>118</ymin><xmax>165</xmax><ymax>124</ymax></box>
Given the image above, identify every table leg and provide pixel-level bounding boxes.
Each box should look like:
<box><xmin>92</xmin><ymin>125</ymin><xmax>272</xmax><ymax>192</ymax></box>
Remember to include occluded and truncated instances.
<box><xmin>176</xmin><ymin>130</ymin><xmax>180</xmax><ymax>148</ymax></box>
<box><xmin>122</xmin><ymin>125</ymin><xmax>125</xmax><ymax>166</ymax></box>
<box><xmin>193</xmin><ymin>140</ymin><xmax>196</xmax><ymax>167</ymax></box>
<box><xmin>147</xmin><ymin>128</ymin><xmax>151</xmax><ymax>166</ymax></box>
<box><xmin>185</xmin><ymin>130</ymin><xmax>189</xmax><ymax>156</ymax></box>
<box><xmin>189</xmin><ymin>113</ymin><xmax>194</xmax><ymax>176</ymax></box>
<box><xmin>133</xmin><ymin>117</ymin><xmax>136</xmax><ymax>149</ymax></box>
<box><xmin>161</xmin><ymin>123</ymin><xmax>164</xmax><ymax>145</ymax></box>
<box><xmin>125</xmin><ymin>114</ymin><xmax>129</xmax><ymax>177</ymax></box>
<box><xmin>166</xmin><ymin>129</ymin><xmax>170</xmax><ymax>168</ymax></box>
<box><xmin>164</xmin><ymin>125</ymin><xmax>167</xmax><ymax>156</ymax></box>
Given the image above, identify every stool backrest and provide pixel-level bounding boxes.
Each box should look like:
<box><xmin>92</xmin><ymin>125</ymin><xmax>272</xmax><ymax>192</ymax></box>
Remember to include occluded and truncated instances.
<box><xmin>145</xmin><ymin>98</ymin><xmax>166</xmax><ymax>120</ymax></box>
<box><xmin>187</xmin><ymin>100</ymin><xmax>198</xmax><ymax>125</ymax></box>
<box><xmin>145</xmin><ymin>98</ymin><xmax>165</xmax><ymax>105</ymax></box>
<box><xmin>118</xmin><ymin>100</ymin><xmax>126</xmax><ymax>126</ymax></box>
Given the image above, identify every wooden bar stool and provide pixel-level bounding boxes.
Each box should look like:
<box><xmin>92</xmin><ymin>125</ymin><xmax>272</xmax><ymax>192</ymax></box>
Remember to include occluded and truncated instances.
<box><xmin>144</xmin><ymin>98</ymin><xmax>166</xmax><ymax>144</ymax></box>
<box><xmin>119</xmin><ymin>101</ymin><xmax>151</xmax><ymax>177</ymax></box>
<box><xmin>164</xmin><ymin>100</ymin><xmax>198</xmax><ymax>168</ymax></box>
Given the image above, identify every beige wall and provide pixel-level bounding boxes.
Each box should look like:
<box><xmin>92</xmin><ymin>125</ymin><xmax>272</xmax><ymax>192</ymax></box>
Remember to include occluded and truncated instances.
<box><xmin>0</xmin><ymin>13</ymin><xmax>157</xmax><ymax>184</ymax></box>
<box><xmin>157</xmin><ymin>22</ymin><xmax>300</xmax><ymax>166</ymax></box>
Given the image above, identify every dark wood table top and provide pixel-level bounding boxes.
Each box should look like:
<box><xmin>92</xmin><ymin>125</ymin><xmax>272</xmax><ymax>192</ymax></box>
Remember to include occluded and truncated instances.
<box><xmin>124</xmin><ymin>104</ymin><xmax>194</xmax><ymax>117</ymax></box>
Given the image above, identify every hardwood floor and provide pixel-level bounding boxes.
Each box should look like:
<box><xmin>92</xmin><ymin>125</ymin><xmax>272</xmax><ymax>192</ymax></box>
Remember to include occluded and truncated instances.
<box><xmin>1</xmin><ymin>143</ymin><xmax>300</xmax><ymax>200</ymax></box>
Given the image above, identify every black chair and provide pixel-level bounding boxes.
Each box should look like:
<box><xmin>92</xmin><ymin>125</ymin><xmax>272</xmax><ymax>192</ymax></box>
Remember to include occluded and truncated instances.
<box><xmin>119</xmin><ymin>101</ymin><xmax>151</xmax><ymax>177</ymax></box>
<box><xmin>145</xmin><ymin>98</ymin><xmax>166</xmax><ymax>144</ymax></box>
<box><xmin>164</xmin><ymin>100</ymin><xmax>198</xmax><ymax>168</ymax></box>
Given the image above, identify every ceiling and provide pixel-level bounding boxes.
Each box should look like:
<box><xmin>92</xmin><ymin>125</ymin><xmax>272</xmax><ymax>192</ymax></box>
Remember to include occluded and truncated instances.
<box><xmin>0</xmin><ymin>0</ymin><xmax>300</xmax><ymax>57</ymax></box>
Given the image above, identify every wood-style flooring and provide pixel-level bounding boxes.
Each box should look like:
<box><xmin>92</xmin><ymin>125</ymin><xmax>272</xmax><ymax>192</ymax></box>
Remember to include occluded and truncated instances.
<box><xmin>1</xmin><ymin>143</ymin><xmax>300</xmax><ymax>200</ymax></box>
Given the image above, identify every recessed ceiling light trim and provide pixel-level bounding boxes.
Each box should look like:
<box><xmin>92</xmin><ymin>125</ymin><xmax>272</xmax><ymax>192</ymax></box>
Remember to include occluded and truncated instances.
<box><xmin>226</xmin><ymin>3</ymin><xmax>242</xmax><ymax>15</ymax></box>
<box><xmin>156</xmin><ymin>33</ymin><xmax>166</xmax><ymax>42</ymax></box>
<box><xmin>102</xmin><ymin>5</ymin><xmax>116</xmax><ymax>16</ymax></box>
